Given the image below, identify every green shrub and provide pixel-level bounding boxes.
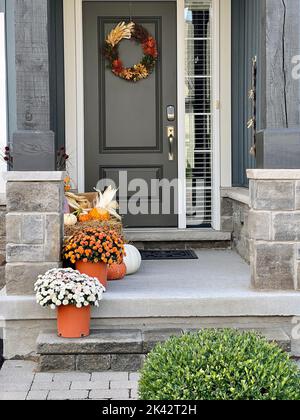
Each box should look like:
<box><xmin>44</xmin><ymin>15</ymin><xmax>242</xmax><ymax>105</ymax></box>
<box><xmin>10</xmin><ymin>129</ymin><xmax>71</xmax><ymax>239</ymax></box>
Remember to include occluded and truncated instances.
<box><xmin>139</xmin><ymin>329</ymin><xmax>300</xmax><ymax>400</ymax></box>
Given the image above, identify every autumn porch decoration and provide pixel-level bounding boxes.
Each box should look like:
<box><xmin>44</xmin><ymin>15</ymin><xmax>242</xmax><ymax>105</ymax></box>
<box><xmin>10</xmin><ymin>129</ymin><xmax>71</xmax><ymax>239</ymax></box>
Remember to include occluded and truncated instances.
<box><xmin>103</xmin><ymin>21</ymin><xmax>158</xmax><ymax>83</ymax></box>
<box><xmin>63</xmin><ymin>228</ymin><xmax>125</xmax><ymax>288</ymax></box>
<box><xmin>83</xmin><ymin>186</ymin><xmax>122</xmax><ymax>222</ymax></box>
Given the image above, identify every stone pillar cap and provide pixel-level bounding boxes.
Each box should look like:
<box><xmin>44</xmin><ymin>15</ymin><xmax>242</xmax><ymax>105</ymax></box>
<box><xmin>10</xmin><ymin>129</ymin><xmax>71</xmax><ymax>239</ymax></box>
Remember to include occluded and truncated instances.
<box><xmin>247</xmin><ymin>169</ymin><xmax>300</xmax><ymax>180</ymax></box>
<box><xmin>3</xmin><ymin>172</ymin><xmax>66</xmax><ymax>182</ymax></box>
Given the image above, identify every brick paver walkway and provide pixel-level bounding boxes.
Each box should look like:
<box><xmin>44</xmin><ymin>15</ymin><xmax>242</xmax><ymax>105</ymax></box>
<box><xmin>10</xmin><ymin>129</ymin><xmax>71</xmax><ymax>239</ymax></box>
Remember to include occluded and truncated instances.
<box><xmin>0</xmin><ymin>361</ymin><xmax>139</xmax><ymax>400</ymax></box>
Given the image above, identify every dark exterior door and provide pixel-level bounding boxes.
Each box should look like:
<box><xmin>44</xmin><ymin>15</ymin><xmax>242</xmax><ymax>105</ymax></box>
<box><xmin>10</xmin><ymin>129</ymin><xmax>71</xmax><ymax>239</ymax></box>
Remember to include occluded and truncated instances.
<box><xmin>83</xmin><ymin>1</ymin><xmax>178</xmax><ymax>228</ymax></box>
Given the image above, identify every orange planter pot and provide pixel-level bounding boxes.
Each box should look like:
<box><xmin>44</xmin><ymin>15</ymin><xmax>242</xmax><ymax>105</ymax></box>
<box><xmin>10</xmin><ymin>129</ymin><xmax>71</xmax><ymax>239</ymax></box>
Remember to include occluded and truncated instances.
<box><xmin>108</xmin><ymin>263</ymin><xmax>127</xmax><ymax>281</ymax></box>
<box><xmin>57</xmin><ymin>305</ymin><xmax>91</xmax><ymax>338</ymax></box>
<box><xmin>76</xmin><ymin>261</ymin><xmax>108</xmax><ymax>288</ymax></box>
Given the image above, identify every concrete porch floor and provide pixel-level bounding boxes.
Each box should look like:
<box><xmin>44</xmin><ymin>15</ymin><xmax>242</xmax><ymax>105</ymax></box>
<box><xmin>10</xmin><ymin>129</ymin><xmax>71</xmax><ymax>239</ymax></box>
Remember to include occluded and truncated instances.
<box><xmin>111</xmin><ymin>249</ymin><xmax>249</xmax><ymax>296</ymax></box>
<box><xmin>2</xmin><ymin>250</ymin><xmax>300</xmax><ymax>322</ymax></box>
<box><xmin>94</xmin><ymin>249</ymin><xmax>300</xmax><ymax>319</ymax></box>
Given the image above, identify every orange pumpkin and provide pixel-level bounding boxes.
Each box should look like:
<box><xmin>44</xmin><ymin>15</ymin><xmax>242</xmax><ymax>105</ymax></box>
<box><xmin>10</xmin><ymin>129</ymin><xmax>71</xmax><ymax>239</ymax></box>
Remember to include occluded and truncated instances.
<box><xmin>107</xmin><ymin>263</ymin><xmax>127</xmax><ymax>281</ymax></box>
<box><xmin>89</xmin><ymin>208</ymin><xmax>110</xmax><ymax>221</ymax></box>
<box><xmin>79</xmin><ymin>213</ymin><xmax>90</xmax><ymax>223</ymax></box>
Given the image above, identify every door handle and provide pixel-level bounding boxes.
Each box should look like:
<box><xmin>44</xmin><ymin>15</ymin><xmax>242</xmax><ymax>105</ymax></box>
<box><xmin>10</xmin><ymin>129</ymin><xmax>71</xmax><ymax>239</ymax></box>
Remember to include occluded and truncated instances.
<box><xmin>167</xmin><ymin>127</ymin><xmax>175</xmax><ymax>161</ymax></box>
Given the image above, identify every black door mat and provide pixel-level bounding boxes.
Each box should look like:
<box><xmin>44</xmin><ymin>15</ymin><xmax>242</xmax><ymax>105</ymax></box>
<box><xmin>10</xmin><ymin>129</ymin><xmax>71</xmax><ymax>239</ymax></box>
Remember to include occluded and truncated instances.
<box><xmin>140</xmin><ymin>250</ymin><xmax>199</xmax><ymax>261</ymax></box>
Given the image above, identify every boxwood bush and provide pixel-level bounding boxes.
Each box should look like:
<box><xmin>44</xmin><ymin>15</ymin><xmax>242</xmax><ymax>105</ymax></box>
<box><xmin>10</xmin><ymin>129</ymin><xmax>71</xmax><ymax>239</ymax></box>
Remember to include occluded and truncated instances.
<box><xmin>139</xmin><ymin>329</ymin><xmax>300</xmax><ymax>400</ymax></box>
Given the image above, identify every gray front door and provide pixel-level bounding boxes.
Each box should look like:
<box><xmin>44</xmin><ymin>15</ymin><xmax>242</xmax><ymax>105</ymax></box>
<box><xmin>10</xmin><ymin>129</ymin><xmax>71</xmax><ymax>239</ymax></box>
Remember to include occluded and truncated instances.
<box><xmin>83</xmin><ymin>1</ymin><xmax>178</xmax><ymax>228</ymax></box>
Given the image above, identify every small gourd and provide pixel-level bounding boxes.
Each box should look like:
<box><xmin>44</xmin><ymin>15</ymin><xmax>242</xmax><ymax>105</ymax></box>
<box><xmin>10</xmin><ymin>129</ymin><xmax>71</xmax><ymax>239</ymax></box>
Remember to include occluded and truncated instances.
<box><xmin>64</xmin><ymin>214</ymin><xmax>77</xmax><ymax>226</ymax></box>
<box><xmin>79</xmin><ymin>213</ymin><xmax>90</xmax><ymax>223</ymax></box>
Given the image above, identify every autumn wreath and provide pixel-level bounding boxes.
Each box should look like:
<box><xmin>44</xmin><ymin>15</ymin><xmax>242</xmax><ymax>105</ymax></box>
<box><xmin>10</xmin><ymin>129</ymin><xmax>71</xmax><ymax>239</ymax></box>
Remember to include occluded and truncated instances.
<box><xmin>103</xmin><ymin>21</ymin><xmax>158</xmax><ymax>82</ymax></box>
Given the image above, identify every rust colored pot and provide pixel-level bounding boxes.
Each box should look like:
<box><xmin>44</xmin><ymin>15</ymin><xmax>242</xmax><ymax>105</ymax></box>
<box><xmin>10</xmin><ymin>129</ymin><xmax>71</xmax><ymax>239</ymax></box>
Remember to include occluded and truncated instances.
<box><xmin>108</xmin><ymin>263</ymin><xmax>127</xmax><ymax>281</ymax></box>
<box><xmin>57</xmin><ymin>305</ymin><xmax>91</xmax><ymax>338</ymax></box>
<box><xmin>76</xmin><ymin>261</ymin><xmax>108</xmax><ymax>288</ymax></box>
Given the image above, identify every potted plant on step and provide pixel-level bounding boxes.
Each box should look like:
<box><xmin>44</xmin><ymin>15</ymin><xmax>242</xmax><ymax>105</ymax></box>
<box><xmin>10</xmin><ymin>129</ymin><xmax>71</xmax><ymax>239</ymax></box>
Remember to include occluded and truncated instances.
<box><xmin>63</xmin><ymin>228</ymin><xmax>125</xmax><ymax>288</ymax></box>
<box><xmin>34</xmin><ymin>268</ymin><xmax>105</xmax><ymax>338</ymax></box>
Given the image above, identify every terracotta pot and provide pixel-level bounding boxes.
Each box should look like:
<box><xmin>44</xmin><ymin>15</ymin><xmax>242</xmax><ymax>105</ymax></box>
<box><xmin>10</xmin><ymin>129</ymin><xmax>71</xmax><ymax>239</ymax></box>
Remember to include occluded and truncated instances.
<box><xmin>57</xmin><ymin>305</ymin><xmax>91</xmax><ymax>338</ymax></box>
<box><xmin>108</xmin><ymin>263</ymin><xmax>127</xmax><ymax>281</ymax></box>
<box><xmin>76</xmin><ymin>261</ymin><xmax>108</xmax><ymax>288</ymax></box>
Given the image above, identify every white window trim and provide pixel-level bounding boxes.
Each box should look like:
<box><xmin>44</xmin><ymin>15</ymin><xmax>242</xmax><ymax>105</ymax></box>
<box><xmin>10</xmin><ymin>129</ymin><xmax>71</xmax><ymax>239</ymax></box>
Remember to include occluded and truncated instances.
<box><xmin>177</xmin><ymin>0</ymin><xmax>186</xmax><ymax>229</ymax></box>
<box><xmin>211</xmin><ymin>0</ymin><xmax>220</xmax><ymax>230</ymax></box>
<box><xmin>0</xmin><ymin>12</ymin><xmax>7</xmax><ymax>194</ymax></box>
<box><xmin>63</xmin><ymin>0</ymin><xmax>227</xmax><ymax>230</ymax></box>
<box><xmin>219</xmin><ymin>0</ymin><xmax>232</xmax><ymax>189</ymax></box>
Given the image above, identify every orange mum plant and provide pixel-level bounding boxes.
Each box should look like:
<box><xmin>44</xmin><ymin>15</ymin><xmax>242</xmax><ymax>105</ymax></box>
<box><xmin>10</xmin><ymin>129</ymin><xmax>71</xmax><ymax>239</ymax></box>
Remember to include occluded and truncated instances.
<box><xmin>63</xmin><ymin>228</ymin><xmax>125</xmax><ymax>266</ymax></box>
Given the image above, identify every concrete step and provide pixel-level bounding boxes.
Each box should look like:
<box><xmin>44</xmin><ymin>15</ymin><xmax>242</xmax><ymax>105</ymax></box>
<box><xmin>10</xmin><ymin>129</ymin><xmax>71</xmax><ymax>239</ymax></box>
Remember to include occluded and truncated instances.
<box><xmin>37</xmin><ymin>327</ymin><xmax>291</xmax><ymax>372</ymax></box>
<box><xmin>124</xmin><ymin>228</ymin><xmax>232</xmax><ymax>249</ymax></box>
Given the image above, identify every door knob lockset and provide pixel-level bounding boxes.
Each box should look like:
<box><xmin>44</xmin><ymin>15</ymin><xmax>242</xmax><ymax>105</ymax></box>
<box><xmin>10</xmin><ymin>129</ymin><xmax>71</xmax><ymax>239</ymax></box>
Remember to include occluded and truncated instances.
<box><xmin>167</xmin><ymin>126</ymin><xmax>175</xmax><ymax>161</ymax></box>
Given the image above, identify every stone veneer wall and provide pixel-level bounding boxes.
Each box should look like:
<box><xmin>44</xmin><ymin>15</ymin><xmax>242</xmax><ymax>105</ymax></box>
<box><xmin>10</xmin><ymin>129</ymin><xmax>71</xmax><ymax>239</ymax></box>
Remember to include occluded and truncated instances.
<box><xmin>2</xmin><ymin>172</ymin><xmax>65</xmax><ymax>359</ymax></box>
<box><xmin>221</xmin><ymin>188</ymin><xmax>250</xmax><ymax>263</ymax></box>
<box><xmin>5</xmin><ymin>172</ymin><xmax>64</xmax><ymax>296</ymax></box>
<box><xmin>0</xmin><ymin>196</ymin><xmax>7</xmax><ymax>290</ymax></box>
<box><xmin>248</xmin><ymin>170</ymin><xmax>300</xmax><ymax>290</ymax></box>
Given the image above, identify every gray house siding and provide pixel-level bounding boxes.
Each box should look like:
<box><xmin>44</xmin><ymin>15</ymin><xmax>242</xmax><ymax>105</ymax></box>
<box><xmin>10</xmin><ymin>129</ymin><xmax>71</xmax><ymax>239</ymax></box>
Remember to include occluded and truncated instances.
<box><xmin>231</xmin><ymin>0</ymin><xmax>261</xmax><ymax>187</ymax></box>
<box><xmin>261</xmin><ymin>0</ymin><xmax>300</xmax><ymax>128</ymax></box>
<box><xmin>3</xmin><ymin>0</ymin><xmax>66</xmax><ymax>170</ymax></box>
<box><xmin>1</xmin><ymin>0</ymin><xmax>17</xmax><ymax>142</ymax></box>
<box><xmin>14</xmin><ymin>0</ymin><xmax>50</xmax><ymax>132</ymax></box>
<box><xmin>3</xmin><ymin>0</ymin><xmax>65</xmax><ymax>153</ymax></box>
<box><xmin>232</xmin><ymin>0</ymin><xmax>300</xmax><ymax>186</ymax></box>
<box><xmin>48</xmin><ymin>0</ymin><xmax>65</xmax><ymax>151</ymax></box>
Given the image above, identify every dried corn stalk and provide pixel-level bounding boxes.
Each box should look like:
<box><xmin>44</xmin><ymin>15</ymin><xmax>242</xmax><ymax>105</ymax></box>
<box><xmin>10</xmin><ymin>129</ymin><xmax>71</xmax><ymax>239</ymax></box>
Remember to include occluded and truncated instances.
<box><xmin>106</xmin><ymin>22</ymin><xmax>135</xmax><ymax>47</ymax></box>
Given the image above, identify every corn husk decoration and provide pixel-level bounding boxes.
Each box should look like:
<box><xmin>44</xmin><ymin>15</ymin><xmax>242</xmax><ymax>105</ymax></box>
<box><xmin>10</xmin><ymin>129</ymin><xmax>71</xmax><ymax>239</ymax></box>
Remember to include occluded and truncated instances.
<box><xmin>65</xmin><ymin>192</ymin><xmax>91</xmax><ymax>213</ymax></box>
<box><xmin>106</xmin><ymin>21</ymin><xmax>135</xmax><ymax>47</ymax></box>
<box><xmin>94</xmin><ymin>186</ymin><xmax>122</xmax><ymax>221</ymax></box>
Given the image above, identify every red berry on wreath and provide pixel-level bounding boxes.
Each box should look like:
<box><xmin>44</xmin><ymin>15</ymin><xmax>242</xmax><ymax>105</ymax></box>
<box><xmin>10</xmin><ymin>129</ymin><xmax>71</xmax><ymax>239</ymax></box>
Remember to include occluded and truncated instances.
<box><xmin>112</xmin><ymin>59</ymin><xmax>123</xmax><ymax>74</ymax></box>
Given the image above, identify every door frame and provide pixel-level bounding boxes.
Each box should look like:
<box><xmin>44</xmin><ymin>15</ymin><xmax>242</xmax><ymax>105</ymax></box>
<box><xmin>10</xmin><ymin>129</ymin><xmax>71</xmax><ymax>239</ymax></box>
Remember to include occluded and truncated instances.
<box><xmin>63</xmin><ymin>0</ymin><xmax>222</xmax><ymax>230</ymax></box>
<box><xmin>0</xmin><ymin>9</ymin><xmax>7</xmax><ymax>194</ymax></box>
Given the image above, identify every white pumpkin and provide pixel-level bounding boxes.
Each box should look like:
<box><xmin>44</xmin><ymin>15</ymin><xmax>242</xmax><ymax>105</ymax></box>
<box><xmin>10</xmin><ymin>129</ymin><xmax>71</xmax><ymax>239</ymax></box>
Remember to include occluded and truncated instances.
<box><xmin>64</xmin><ymin>213</ymin><xmax>77</xmax><ymax>226</ymax></box>
<box><xmin>123</xmin><ymin>245</ymin><xmax>142</xmax><ymax>275</ymax></box>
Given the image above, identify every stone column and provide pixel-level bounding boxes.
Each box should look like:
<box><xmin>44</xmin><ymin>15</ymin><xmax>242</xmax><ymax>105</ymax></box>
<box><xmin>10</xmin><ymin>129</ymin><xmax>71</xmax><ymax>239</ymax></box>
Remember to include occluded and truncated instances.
<box><xmin>248</xmin><ymin>169</ymin><xmax>300</xmax><ymax>290</ymax></box>
<box><xmin>5</xmin><ymin>172</ymin><xmax>64</xmax><ymax>296</ymax></box>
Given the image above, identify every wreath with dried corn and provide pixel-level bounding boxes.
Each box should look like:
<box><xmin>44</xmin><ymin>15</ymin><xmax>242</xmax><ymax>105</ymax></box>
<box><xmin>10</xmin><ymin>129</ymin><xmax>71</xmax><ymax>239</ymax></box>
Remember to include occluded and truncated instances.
<box><xmin>103</xmin><ymin>21</ymin><xmax>158</xmax><ymax>83</ymax></box>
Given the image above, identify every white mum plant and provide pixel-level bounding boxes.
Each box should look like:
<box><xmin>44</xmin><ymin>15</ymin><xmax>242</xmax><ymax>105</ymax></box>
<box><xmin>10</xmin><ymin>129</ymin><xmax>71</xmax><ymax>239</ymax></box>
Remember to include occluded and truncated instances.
<box><xmin>34</xmin><ymin>268</ymin><xmax>105</xmax><ymax>310</ymax></box>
